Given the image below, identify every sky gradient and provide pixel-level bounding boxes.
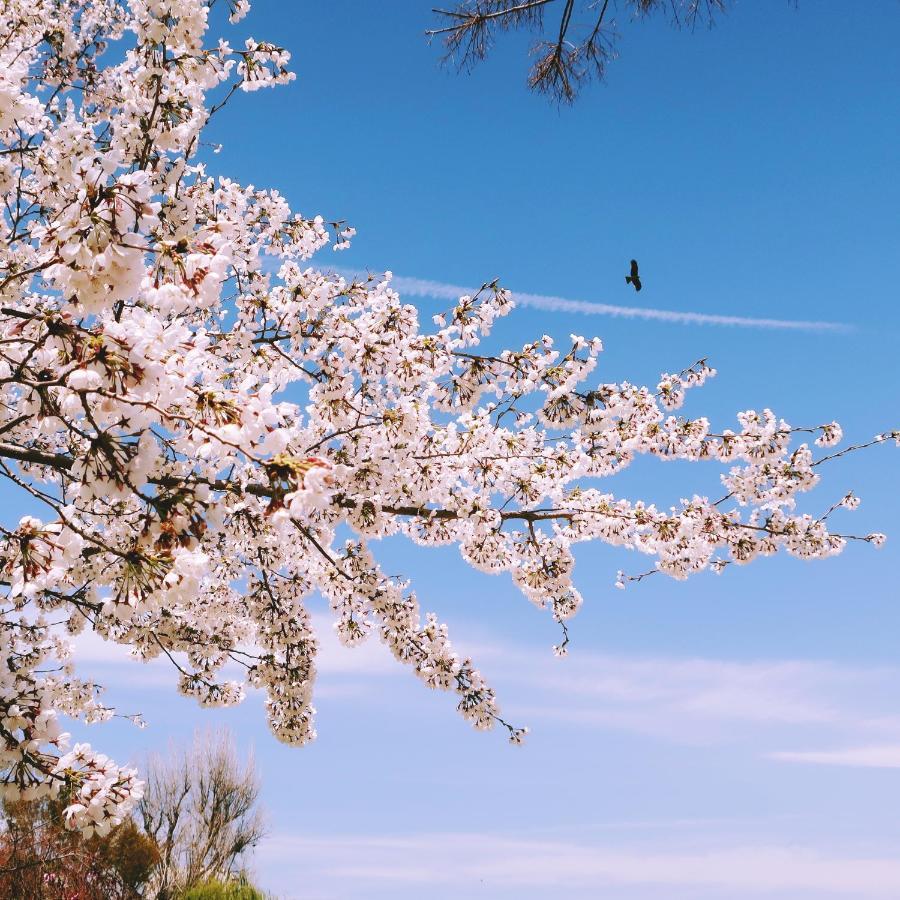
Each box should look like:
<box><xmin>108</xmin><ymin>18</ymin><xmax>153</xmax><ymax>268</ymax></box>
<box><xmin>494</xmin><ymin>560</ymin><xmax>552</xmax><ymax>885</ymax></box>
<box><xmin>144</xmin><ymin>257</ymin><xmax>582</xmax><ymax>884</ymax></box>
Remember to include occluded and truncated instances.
<box><xmin>62</xmin><ymin>1</ymin><xmax>900</xmax><ymax>897</ymax></box>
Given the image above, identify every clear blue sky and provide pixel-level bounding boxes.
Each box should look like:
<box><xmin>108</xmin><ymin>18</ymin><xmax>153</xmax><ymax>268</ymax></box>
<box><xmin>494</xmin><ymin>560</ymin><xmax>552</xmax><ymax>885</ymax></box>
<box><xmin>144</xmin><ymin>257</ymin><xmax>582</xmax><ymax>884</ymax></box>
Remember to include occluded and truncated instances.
<box><xmin>77</xmin><ymin>2</ymin><xmax>900</xmax><ymax>897</ymax></box>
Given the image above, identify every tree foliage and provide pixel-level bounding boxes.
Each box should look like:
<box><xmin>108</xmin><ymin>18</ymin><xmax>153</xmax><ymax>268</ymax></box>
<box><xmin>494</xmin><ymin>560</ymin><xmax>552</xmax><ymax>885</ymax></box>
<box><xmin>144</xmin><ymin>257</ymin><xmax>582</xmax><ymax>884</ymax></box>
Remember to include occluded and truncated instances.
<box><xmin>0</xmin><ymin>730</ymin><xmax>262</xmax><ymax>898</ymax></box>
<box><xmin>139</xmin><ymin>730</ymin><xmax>265</xmax><ymax>899</ymax></box>
<box><xmin>180</xmin><ymin>876</ymin><xmax>269</xmax><ymax>900</ymax></box>
<box><xmin>428</xmin><ymin>0</ymin><xmax>752</xmax><ymax>103</ymax></box>
<box><xmin>0</xmin><ymin>797</ymin><xmax>159</xmax><ymax>899</ymax></box>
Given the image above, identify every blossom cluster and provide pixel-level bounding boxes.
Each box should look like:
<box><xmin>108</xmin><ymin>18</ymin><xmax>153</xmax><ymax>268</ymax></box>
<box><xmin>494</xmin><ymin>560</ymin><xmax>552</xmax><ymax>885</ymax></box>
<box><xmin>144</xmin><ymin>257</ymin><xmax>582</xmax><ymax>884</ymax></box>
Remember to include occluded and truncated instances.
<box><xmin>0</xmin><ymin>0</ymin><xmax>893</xmax><ymax>830</ymax></box>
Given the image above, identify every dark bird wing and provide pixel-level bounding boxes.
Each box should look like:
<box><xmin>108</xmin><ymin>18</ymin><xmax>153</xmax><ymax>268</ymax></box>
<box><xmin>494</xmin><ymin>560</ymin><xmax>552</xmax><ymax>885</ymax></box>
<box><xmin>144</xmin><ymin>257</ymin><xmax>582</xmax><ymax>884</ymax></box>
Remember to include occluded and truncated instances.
<box><xmin>626</xmin><ymin>259</ymin><xmax>642</xmax><ymax>291</ymax></box>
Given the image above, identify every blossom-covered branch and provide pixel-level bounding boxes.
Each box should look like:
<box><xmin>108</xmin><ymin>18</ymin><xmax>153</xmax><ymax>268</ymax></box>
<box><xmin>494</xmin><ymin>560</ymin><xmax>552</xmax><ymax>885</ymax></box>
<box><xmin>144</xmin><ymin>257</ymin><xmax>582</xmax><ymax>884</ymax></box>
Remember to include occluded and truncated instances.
<box><xmin>0</xmin><ymin>0</ymin><xmax>894</xmax><ymax>834</ymax></box>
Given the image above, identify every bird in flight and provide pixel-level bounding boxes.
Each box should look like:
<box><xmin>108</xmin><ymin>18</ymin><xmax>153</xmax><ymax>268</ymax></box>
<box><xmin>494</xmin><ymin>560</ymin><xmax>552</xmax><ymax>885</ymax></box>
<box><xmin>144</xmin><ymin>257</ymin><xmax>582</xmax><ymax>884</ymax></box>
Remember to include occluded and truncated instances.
<box><xmin>625</xmin><ymin>259</ymin><xmax>642</xmax><ymax>292</ymax></box>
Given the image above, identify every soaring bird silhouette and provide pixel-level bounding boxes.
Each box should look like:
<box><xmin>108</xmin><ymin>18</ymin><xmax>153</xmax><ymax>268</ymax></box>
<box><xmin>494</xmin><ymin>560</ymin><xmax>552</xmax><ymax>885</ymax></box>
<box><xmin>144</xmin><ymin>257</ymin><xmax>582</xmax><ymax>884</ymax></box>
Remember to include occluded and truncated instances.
<box><xmin>625</xmin><ymin>259</ymin><xmax>642</xmax><ymax>292</ymax></box>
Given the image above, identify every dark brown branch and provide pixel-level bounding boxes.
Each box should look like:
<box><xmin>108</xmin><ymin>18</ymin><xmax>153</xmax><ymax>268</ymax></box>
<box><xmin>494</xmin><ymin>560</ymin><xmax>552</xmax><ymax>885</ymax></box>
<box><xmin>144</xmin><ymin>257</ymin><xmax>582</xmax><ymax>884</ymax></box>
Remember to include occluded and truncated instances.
<box><xmin>427</xmin><ymin>0</ymin><xmax>741</xmax><ymax>103</ymax></box>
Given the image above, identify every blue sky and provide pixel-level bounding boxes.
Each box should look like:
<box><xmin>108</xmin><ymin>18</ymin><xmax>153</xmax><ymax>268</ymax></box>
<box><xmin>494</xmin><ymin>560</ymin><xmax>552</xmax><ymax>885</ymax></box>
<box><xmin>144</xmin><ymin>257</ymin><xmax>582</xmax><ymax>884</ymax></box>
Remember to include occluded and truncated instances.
<box><xmin>67</xmin><ymin>1</ymin><xmax>900</xmax><ymax>897</ymax></box>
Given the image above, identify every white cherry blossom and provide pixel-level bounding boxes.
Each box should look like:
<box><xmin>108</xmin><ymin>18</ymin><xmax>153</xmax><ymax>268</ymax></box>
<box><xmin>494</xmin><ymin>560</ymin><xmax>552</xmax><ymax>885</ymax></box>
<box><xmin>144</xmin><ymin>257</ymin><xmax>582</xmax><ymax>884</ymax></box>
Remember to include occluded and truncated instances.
<box><xmin>0</xmin><ymin>0</ymin><xmax>895</xmax><ymax>833</ymax></box>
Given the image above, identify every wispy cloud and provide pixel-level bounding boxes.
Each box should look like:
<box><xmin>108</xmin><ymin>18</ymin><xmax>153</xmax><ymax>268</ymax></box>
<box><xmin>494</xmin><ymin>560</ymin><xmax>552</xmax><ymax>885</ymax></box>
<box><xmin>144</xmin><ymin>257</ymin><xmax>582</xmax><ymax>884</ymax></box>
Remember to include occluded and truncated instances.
<box><xmin>297</xmin><ymin>628</ymin><xmax>900</xmax><ymax>759</ymax></box>
<box><xmin>257</xmin><ymin>830</ymin><xmax>900</xmax><ymax>898</ymax></box>
<box><xmin>70</xmin><ymin>611</ymin><xmax>397</xmax><ymax>678</ymax></box>
<box><xmin>69</xmin><ymin>630</ymin><xmax>174</xmax><ymax>688</ymax></box>
<box><xmin>72</xmin><ymin>620</ymin><xmax>900</xmax><ymax>759</ymax></box>
<box><xmin>471</xmin><ymin>643</ymin><xmax>900</xmax><ymax>751</ymax></box>
<box><xmin>768</xmin><ymin>745</ymin><xmax>900</xmax><ymax>769</ymax></box>
<box><xmin>345</xmin><ymin>270</ymin><xmax>847</xmax><ymax>332</ymax></box>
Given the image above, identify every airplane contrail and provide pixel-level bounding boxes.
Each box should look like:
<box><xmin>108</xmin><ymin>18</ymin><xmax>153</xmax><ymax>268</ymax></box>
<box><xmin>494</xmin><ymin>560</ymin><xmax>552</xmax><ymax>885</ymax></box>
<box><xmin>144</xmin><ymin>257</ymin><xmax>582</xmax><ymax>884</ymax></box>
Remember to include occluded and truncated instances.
<box><xmin>384</xmin><ymin>274</ymin><xmax>847</xmax><ymax>332</ymax></box>
<box><xmin>327</xmin><ymin>267</ymin><xmax>846</xmax><ymax>332</ymax></box>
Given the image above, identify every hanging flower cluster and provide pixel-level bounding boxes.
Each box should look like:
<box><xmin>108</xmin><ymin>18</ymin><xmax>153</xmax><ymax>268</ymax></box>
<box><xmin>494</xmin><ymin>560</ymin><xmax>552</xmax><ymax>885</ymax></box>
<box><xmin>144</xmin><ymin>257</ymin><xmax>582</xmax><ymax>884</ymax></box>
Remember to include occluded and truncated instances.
<box><xmin>0</xmin><ymin>0</ymin><xmax>894</xmax><ymax>832</ymax></box>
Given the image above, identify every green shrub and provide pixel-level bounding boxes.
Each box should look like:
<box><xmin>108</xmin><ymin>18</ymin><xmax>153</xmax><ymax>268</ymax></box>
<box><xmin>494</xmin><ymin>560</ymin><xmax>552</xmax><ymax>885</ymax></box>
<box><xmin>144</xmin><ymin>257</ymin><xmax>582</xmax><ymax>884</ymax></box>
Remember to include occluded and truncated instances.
<box><xmin>179</xmin><ymin>875</ymin><xmax>269</xmax><ymax>900</ymax></box>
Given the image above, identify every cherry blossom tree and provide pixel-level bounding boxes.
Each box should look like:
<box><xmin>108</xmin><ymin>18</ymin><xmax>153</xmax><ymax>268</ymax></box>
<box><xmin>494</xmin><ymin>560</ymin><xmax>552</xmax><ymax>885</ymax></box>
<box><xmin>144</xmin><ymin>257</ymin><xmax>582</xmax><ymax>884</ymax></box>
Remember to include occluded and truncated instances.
<box><xmin>0</xmin><ymin>0</ymin><xmax>894</xmax><ymax>837</ymax></box>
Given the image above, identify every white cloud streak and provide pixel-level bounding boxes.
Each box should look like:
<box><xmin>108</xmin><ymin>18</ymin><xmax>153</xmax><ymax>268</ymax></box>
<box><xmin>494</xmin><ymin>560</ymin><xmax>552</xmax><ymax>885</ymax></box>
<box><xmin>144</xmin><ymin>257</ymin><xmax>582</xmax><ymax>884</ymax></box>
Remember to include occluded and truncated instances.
<box><xmin>72</xmin><ymin>622</ymin><xmax>900</xmax><ymax>760</ymax></box>
<box><xmin>70</xmin><ymin>612</ymin><xmax>397</xmax><ymax>677</ymax></box>
<box><xmin>768</xmin><ymin>746</ymin><xmax>900</xmax><ymax>769</ymax></box>
<box><xmin>471</xmin><ymin>643</ymin><xmax>900</xmax><ymax>750</ymax></box>
<box><xmin>379</xmin><ymin>272</ymin><xmax>848</xmax><ymax>332</ymax></box>
<box><xmin>257</xmin><ymin>831</ymin><xmax>900</xmax><ymax>898</ymax></box>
